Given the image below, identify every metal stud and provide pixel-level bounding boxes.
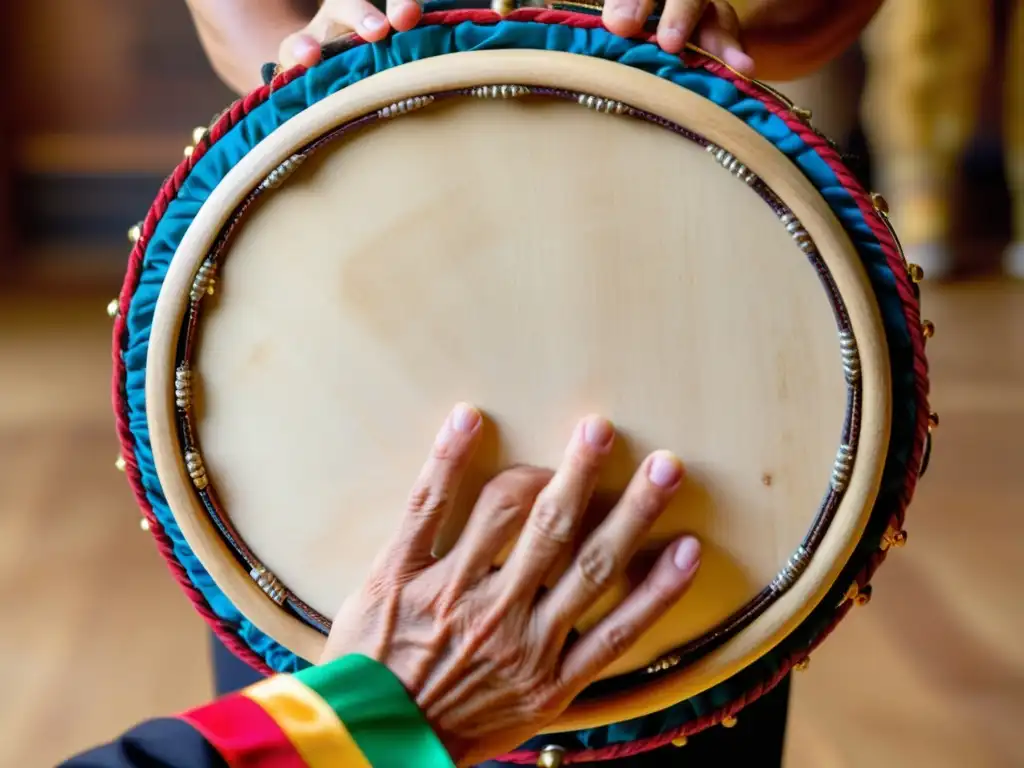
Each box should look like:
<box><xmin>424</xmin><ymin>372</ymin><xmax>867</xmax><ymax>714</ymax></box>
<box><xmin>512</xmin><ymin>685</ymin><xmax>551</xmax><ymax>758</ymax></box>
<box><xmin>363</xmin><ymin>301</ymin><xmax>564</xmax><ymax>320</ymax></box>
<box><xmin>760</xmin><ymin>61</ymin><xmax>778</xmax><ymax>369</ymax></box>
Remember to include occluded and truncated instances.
<box><xmin>921</xmin><ymin>319</ymin><xmax>935</xmax><ymax>339</ymax></box>
<box><xmin>106</xmin><ymin>298</ymin><xmax>120</xmax><ymax>319</ymax></box>
<box><xmin>536</xmin><ymin>745</ymin><xmax>566</xmax><ymax>768</ymax></box>
<box><xmin>140</xmin><ymin>518</ymin><xmax>151</xmax><ymax>532</ymax></box>
<box><xmin>870</xmin><ymin>192</ymin><xmax>890</xmax><ymax>216</ymax></box>
<box><xmin>908</xmin><ymin>263</ymin><xmax>925</xmax><ymax>283</ymax></box>
<box><xmin>127</xmin><ymin>224</ymin><xmax>142</xmax><ymax>244</ymax></box>
<box><xmin>721</xmin><ymin>715</ymin><xmax>738</xmax><ymax>729</ymax></box>
<box><xmin>115</xmin><ymin>455</ymin><xmax>126</xmax><ymax>472</ymax></box>
<box><xmin>881</xmin><ymin>527</ymin><xmax>908</xmax><ymax>551</ymax></box>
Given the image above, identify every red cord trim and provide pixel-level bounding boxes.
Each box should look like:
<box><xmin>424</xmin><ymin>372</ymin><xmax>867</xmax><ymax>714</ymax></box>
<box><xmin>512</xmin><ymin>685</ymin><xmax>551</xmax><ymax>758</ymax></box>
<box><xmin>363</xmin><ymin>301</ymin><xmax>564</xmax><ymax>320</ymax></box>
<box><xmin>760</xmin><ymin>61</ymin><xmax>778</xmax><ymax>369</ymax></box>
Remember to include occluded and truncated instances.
<box><xmin>111</xmin><ymin>8</ymin><xmax>931</xmax><ymax>748</ymax></box>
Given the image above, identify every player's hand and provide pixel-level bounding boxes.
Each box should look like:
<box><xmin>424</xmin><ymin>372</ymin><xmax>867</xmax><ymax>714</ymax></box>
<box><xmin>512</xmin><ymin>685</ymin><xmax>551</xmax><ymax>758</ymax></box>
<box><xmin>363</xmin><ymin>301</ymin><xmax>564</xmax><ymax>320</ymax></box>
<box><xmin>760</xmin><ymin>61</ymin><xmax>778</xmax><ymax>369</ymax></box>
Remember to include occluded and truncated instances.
<box><xmin>280</xmin><ymin>0</ymin><xmax>754</xmax><ymax>75</ymax></box>
<box><xmin>321</xmin><ymin>404</ymin><xmax>702</xmax><ymax>765</ymax></box>
<box><xmin>279</xmin><ymin>0</ymin><xmax>422</xmax><ymax>70</ymax></box>
<box><xmin>603</xmin><ymin>0</ymin><xmax>755</xmax><ymax>75</ymax></box>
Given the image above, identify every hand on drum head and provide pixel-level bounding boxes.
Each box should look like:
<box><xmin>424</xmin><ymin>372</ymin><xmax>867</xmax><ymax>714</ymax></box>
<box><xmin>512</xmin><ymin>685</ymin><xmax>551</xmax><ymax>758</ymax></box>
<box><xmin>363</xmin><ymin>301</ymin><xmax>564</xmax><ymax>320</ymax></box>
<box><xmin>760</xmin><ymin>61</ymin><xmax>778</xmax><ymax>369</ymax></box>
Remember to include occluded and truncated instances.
<box><xmin>319</xmin><ymin>403</ymin><xmax>702</xmax><ymax>766</ymax></box>
<box><xmin>277</xmin><ymin>0</ymin><xmax>754</xmax><ymax>75</ymax></box>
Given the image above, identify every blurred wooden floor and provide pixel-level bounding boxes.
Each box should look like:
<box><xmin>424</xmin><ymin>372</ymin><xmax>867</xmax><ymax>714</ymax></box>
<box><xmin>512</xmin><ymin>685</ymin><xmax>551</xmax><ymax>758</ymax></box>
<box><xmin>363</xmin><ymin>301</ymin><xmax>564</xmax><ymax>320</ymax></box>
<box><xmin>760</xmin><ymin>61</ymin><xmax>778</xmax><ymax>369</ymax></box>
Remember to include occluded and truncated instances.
<box><xmin>1</xmin><ymin>280</ymin><xmax>1022</xmax><ymax>767</ymax></box>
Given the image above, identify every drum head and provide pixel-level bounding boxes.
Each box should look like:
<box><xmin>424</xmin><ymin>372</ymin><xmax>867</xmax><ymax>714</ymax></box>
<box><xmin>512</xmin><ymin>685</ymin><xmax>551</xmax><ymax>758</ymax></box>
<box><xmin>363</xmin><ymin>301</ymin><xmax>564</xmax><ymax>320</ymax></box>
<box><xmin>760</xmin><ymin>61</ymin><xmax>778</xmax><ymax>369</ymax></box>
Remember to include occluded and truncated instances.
<box><xmin>135</xmin><ymin>43</ymin><xmax>909</xmax><ymax>734</ymax></box>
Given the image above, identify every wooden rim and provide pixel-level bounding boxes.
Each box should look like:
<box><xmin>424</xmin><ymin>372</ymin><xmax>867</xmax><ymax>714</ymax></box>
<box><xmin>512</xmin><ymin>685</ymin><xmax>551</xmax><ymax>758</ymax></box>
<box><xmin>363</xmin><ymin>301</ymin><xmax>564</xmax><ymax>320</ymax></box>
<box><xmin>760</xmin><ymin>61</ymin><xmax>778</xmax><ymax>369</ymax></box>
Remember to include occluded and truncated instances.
<box><xmin>146</xmin><ymin>49</ymin><xmax>892</xmax><ymax>731</ymax></box>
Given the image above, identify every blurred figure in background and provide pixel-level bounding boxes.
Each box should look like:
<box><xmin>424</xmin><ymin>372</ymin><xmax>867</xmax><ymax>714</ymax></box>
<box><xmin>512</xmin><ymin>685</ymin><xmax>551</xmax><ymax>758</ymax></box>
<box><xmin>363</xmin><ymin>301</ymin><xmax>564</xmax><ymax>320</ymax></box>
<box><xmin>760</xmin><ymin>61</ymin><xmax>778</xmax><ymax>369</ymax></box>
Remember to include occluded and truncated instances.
<box><xmin>861</xmin><ymin>0</ymin><xmax>1024</xmax><ymax>280</ymax></box>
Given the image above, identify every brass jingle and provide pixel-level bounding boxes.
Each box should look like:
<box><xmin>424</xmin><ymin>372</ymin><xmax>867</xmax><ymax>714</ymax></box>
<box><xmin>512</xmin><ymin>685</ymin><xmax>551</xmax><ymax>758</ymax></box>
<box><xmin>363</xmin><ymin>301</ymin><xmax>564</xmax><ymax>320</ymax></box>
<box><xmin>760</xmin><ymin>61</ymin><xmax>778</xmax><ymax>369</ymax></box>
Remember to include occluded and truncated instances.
<box><xmin>882</xmin><ymin>527</ymin><xmax>909</xmax><ymax>551</ymax></box>
<box><xmin>671</xmin><ymin>736</ymin><xmax>688</xmax><ymax>747</ymax></box>
<box><xmin>537</xmin><ymin>745</ymin><xmax>566</xmax><ymax>768</ymax></box>
<box><xmin>721</xmin><ymin>715</ymin><xmax>738</xmax><ymax>729</ymax></box>
<box><xmin>184</xmin><ymin>145</ymin><xmax>195</xmax><ymax>159</ymax></box>
<box><xmin>115</xmin><ymin>455</ymin><xmax>127</xmax><ymax>472</ymax></box>
<box><xmin>855</xmin><ymin>585</ymin><xmax>873</xmax><ymax>606</ymax></box>
<box><xmin>928</xmin><ymin>411</ymin><xmax>940</xmax><ymax>430</ymax></box>
<box><xmin>843</xmin><ymin>581</ymin><xmax>860</xmax><ymax>603</ymax></box>
<box><xmin>870</xmin><ymin>192</ymin><xmax>890</xmax><ymax>215</ymax></box>
<box><xmin>106</xmin><ymin>298</ymin><xmax>120</xmax><ymax>319</ymax></box>
<box><xmin>127</xmin><ymin>223</ymin><xmax>142</xmax><ymax>244</ymax></box>
<box><xmin>140</xmin><ymin>517</ymin><xmax>151</xmax><ymax>532</ymax></box>
<box><xmin>922</xmin><ymin>319</ymin><xmax>935</xmax><ymax>339</ymax></box>
<box><xmin>793</xmin><ymin>657</ymin><xmax>810</xmax><ymax>672</ymax></box>
<box><xmin>908</xmin><ymin>263</ymin><xmax>925</xmax><ymax>283</ymax></box>
<box><xmin>192</xmin><ymin>126</ymin><xmax>208</xmax><ymax>145</ymax></box>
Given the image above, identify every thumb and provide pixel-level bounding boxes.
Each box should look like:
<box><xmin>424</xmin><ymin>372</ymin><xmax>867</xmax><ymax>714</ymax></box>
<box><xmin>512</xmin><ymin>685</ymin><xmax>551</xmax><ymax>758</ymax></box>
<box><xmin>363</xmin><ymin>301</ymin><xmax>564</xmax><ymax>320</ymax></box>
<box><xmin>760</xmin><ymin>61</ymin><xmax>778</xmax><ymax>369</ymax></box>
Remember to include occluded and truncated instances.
<box><xmin>279</xmin><ymin>31</ymin><xmax>324</xmax><ymax>70</ymax></box>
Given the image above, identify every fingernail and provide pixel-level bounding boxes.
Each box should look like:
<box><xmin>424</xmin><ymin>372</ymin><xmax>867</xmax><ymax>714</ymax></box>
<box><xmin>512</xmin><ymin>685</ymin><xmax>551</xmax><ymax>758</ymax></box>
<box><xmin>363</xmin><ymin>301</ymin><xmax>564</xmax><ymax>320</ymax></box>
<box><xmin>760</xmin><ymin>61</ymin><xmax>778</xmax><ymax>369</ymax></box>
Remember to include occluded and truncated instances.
<box><xmin>659</xmin><ymin>27</ymin><xmax>684</xmax><ymax>51</ymax></box>
<box><xmin>451</xmin><ymin>403</ymin><xmax>481</xmax><ymax>433</ymax></box>
<box><xmin>583</xmin><ymin>416</ymin><xmax>614</xmax><ymax>450</ymax></box>
<box><xmin>648</xmin><ymin>451</ymin><xmax>683</xmax><ymax>488</ymax></box>
<box><xmin>609</xmin><ymin>0</ymin><xmax>640</xmax><ymax>21</ymax></box>
<box><xmin>673</xmin><ymin>536</ymin><xmax>701</xmax><ymax>572</ymax></box>
<box><xmin>361</xmin><ymin>14</ymin><xmax>386</xmax><ymax>31</ymax></box>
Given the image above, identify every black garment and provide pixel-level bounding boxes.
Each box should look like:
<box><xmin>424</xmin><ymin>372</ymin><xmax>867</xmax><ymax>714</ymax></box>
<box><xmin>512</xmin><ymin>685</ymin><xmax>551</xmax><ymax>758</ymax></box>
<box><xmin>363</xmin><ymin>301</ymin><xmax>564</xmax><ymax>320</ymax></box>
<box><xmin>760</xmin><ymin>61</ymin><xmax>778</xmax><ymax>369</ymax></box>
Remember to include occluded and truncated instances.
<box><xmin>59</xmin><ymin>719</ymin><xmax>227</xmax><ymax>768</ymax></box>
<box><xmin>212</xmin><ymin>633</ymin><xmax>790</xmax><ymax>767</ymax></box>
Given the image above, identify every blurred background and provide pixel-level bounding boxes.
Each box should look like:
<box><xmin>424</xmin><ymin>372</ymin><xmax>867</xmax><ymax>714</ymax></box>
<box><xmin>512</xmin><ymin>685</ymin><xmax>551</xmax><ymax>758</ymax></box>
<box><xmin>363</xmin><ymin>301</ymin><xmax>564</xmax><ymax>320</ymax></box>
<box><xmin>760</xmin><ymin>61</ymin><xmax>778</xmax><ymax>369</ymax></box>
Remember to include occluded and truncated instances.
<box><xmin>0</xmin><ymin>1</ymin><xmax>1021</xmax><ymax>766</ymax></box>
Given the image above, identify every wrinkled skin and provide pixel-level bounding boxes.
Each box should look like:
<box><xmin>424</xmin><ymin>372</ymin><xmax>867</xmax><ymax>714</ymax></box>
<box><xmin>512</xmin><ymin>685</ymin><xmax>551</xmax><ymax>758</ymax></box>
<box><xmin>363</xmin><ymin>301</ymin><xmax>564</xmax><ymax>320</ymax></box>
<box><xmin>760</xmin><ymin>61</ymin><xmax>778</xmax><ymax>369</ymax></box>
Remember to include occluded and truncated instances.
<box><xmin>321</xmin><ymin>404</ymin><xmax>702</xmax><ymax>766</ymax></box>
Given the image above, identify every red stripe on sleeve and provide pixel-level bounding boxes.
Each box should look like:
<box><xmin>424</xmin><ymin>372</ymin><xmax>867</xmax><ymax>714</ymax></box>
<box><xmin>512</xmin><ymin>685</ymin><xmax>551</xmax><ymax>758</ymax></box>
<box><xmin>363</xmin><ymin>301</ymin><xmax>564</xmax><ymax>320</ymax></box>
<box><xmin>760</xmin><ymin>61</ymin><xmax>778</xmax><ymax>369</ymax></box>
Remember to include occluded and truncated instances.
<box><xmin>180</xmin><ymin>693</ymin><xmax>308</xmax><ymax>768</ymax></box>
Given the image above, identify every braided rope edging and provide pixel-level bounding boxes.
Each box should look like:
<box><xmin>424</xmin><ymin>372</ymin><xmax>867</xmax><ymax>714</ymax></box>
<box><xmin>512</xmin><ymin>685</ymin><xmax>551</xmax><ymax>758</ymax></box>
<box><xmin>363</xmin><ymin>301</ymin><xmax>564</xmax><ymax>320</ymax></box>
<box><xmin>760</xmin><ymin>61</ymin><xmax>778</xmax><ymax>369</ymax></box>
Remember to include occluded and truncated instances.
<box><xmin>111</xmin><ymin>65</ymin><xmax>309</xmax><ymax>676</ymax></box>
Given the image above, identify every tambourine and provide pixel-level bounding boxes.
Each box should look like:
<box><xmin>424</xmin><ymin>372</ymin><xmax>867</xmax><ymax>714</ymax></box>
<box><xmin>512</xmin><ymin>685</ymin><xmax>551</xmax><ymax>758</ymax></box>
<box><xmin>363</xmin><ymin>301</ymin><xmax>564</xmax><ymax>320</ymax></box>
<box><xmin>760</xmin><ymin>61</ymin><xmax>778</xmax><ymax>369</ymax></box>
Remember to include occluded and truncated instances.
<box><xmin>110</xmin><ymin>2</ymin><xmax>934</xmax><ymax>764</ymax></box>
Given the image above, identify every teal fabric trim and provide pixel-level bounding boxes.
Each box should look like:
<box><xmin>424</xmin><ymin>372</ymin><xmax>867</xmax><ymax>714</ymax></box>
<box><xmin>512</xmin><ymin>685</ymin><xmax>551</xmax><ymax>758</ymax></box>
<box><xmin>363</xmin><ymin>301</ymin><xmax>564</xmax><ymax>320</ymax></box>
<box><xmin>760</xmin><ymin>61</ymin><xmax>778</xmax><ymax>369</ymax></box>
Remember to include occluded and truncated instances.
<box><xmin>123</xmin><ymin>17</ymin><xmax>917</xmax><ymax>745</ymax></box>
<box><xmin>297</xmin><ymin>654</ymin><xmax>455</xmax><ymax>767</ymax></box>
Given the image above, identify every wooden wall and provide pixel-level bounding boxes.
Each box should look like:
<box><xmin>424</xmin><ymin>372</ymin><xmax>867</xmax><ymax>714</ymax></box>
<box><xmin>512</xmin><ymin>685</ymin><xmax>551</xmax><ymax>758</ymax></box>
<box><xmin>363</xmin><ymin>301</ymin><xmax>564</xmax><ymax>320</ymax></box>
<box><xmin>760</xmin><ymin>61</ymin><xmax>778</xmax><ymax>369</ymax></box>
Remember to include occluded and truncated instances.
<box><xmin>1</xmin><ymin>0</ymin><xmax>234</xmax><ymax>285</ymax></box>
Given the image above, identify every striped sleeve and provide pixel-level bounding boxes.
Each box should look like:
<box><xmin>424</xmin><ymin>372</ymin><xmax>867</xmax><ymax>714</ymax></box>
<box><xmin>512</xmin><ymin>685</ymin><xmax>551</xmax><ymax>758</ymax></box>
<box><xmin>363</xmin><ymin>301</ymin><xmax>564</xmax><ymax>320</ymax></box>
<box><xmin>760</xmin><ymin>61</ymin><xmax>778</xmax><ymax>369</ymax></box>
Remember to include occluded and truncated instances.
<box><xmin>184</xmin><ymin>653</ymin><xmax>455</xmax><ymax>768</ymax></box>
<box><xmin>61</xmin><ymin>654</ymin><xmax>455</xmax><ymax>768</ymax></box>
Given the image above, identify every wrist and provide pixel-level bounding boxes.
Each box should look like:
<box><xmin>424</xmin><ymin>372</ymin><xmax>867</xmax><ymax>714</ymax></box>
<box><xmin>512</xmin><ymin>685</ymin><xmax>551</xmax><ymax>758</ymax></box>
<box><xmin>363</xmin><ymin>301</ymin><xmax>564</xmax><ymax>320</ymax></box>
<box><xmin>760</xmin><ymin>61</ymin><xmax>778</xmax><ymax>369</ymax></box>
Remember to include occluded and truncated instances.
<box><xmin>295</xmin><ymin>654</ymin><xmax>455</xmax><ymax>767</ymax></box>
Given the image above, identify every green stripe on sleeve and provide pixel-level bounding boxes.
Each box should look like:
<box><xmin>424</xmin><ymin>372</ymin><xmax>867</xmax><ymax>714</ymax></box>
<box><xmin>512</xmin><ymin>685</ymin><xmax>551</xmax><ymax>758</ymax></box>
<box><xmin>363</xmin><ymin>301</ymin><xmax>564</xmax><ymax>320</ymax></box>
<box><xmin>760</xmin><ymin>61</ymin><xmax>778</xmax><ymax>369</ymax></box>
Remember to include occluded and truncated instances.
<box><xmin>295</xmin><ymin>654</ymin><xmax>455</xmax><ymax>768</ymax></box>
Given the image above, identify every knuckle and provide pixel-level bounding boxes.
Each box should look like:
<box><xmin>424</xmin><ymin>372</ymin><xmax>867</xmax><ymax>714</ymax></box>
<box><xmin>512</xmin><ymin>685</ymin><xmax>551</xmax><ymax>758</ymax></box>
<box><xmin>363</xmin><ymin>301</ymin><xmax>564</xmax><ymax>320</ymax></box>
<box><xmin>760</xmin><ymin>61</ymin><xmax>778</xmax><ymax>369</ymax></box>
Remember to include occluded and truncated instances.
<box><xmin>628</xmin><ymin>487</ymin><xmax>668</xmax><ymax>524</ymax></box>
<box><xmin>406</xmin><ymin>483</ymin><xmax>449</xmax><ymax>520</ymax></box>
<box><xmin>576</xmin><ymin>541</ymin><xmax>618</xmax><ymax>591</ymax></box>
<box><xmin>479</xmin><ymin>484</ymin><xmax>527</xmax><ymax>517</ymax></box>
<box><xmin>600</xmin><ymin>623</ymin><xmax>635</xmax><ymax>660</ymax></box>
<box><xmin>530</xmin><ymin>493</ymin><xmax>576</xmax><ymax>544</ymax></box>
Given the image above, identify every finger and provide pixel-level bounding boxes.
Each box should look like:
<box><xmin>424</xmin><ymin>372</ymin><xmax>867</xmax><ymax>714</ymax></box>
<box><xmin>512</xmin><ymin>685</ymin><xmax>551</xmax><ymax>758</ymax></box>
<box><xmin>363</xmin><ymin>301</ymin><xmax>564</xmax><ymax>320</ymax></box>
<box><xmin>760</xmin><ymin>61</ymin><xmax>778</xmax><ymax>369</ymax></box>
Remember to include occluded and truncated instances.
<box><xmin>655</xmin><ymin>0</ymin><xmax>708</xmax><ymax>54</ymax></box>
<box><xmin>602</xmin><ymin>0</ymin><xmax>658</xmax><ymax>40</ymax></box>
<box><xmin>537</xmin><ymin>450</ymin><xmax>685</xmax><ymax>636</ymax></box>
<box><xmin>558</xmin><ymin>535</ymin><xmax>701</xmax><ymax>690</ymax></box>
<box><xmin>386</xmin><ymin>0</ymin><xmax>422</xmax><ymax>31</ymax></box>
<box><xmin>446</xmin><ymin>466</ymin><xmax>553</xmax><ymax>586</ymax></box>
<box><xmin>315</xmin><ymin>0</ymin><xmax>391</xmax><ymax>47</ymax></box>
<box><xmin>391</xmin><ymin>403</ymin><xmax>483</xmax><ymax>572</ymax></box>
<box><xmin>279</xmin><ymin>32</ymin><xmax>323</xmax><ymax>70</ymax></box>
<box><xmin>497</xmin><ymin>416</ymin><xmax>614</xmax><ymax>602</ymax></box>
<box><xmin>697</xmin><ymin>2</ymin><xmax>755</xmax><ymax>76</ymax></box>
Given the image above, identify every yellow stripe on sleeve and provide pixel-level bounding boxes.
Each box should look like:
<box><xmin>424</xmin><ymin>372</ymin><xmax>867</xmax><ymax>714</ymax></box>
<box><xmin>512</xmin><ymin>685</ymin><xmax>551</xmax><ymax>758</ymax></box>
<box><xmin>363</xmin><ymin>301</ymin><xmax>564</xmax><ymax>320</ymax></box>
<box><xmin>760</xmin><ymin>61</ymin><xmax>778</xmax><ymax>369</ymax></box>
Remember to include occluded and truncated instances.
<box><xmin>241</xmin><ymin>674</ymin><xmax>373</xmax><ymax>768</ymax></box>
